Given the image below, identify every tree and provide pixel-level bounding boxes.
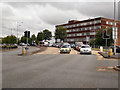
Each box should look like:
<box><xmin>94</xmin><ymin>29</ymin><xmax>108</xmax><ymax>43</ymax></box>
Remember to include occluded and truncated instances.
<box><xmin>31</xmin><ymin>34</ymin><xmax>36</xmax><ymax>41</ymax></box>
<box><xmin>21</xmin><ymin>36</ymin><xmax>26</xmax><ymax>43</ymax></box>
<box><xmin>55</xmin><ymin>26</ymin><xmax>67</xmax><ymax>42</ymax></box>
<box><xmin>28</xmin><ymin>38</ymin><xmax>32</xmax><ymax>45</ymax></box>
<box><xmin>90</xmin><ymin>28</ymin><xmax>113</xmax><ymax>46</ymax></box>
<box><xmin>2</xmin><ymin>35</ymin><xmax>17</xmax><ymax>44</ymax></box>
<box><xmin>37</xmin><ymin>32</ymin><xmax>44</xmax><ymax>41</ymax></box>
<box><xmin>43</xmin><ymin>29</ymin><xmax>52</xmax><ymax>40</ymax></box>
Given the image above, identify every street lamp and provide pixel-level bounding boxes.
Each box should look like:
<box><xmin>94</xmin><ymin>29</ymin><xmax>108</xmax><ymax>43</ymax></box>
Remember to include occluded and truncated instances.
<box><xmin>16</xmin><ymin>22</ymin><xmax>23</xmax><ymax>44</ymax></box>
<box><xmin>94</xmin><ymin>18</ymin><xmax>96</xmax><ymax>48</ymax></box>
<box><xmin>113</xmin><ymin>0</ymin><xmax>117</xmax><ymax>55</ymax></box>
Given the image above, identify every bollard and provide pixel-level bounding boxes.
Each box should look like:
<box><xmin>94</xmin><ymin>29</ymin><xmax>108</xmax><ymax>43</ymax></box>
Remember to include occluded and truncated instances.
<box><xmin>22</xmin><ymin>47</ymin><xmax>25</xmax><ymax>54</ymax></box>
<box><xmin>108</xmin><ymin>49</ymin><xmax>112</xmax><ymax>57</ymax></box>
<box><xmin>100</xmin><ymin>46</ymin><xmax>103</xmax><ymax>52</ymax></box>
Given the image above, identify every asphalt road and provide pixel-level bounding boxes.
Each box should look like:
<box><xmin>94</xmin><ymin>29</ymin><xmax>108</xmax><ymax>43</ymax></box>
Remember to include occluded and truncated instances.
<box><xmin>2</xmin><ymin>47</ymin><xmax>118</xmax><ymax>88</ymax></box>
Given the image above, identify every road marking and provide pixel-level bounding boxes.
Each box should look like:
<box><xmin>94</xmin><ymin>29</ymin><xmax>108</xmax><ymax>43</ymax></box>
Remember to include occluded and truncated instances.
<box><xmin>97</xmin><ymin>66</ymin><xmax>117</xmax><ymax>72</ymax></box>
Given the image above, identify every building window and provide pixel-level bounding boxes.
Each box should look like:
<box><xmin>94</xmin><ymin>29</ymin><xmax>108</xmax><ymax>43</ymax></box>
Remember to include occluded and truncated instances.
<box><xmin>96</xmin><ymin>26</ymin><xmax>101</xmax><ymax>29</ymax></box>
<box><xmin>96</xmin><ymin>20</ymin><xmax>101</xmax><ymax>23</ymax></box>
<box><xmin>66</xmin><ymin>30</ymin><xmax>69</xmax><ymax>32</ymax></box>
<box><xmin>90</xmin><ymin>22</ymin><xmax>93</xmax><ymax>25</ymax></box>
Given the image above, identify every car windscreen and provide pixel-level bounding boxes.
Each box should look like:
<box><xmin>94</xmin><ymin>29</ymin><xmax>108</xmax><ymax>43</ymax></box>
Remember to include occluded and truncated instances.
<box><xmin>81</xmin><ymin>46</ymin><xmax>90</xmax><ymax>48</ymax></box>
<box><xmin>61</xmin><ymin>45</ymin><xmax>68</xmax><ymax>48</ymax></box>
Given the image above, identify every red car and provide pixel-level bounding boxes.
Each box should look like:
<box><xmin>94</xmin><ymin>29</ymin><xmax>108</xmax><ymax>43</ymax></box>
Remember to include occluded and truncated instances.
<box><xmin>77</xmin><ymin>44</ymin><xmax>84</xmax><ymax>51</ymax></box>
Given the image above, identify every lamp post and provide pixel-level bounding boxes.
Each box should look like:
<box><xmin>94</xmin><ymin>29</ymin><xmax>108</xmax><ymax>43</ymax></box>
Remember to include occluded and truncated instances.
<box><xmin>113</xmin><ymin>0</ymin><xmax>116</xmax><ymax>55</ymax></box>
<box><xmin>16</xmin><ymin>22</ymin><xmax>23</xmax><ymax>44</ymax></box>
<box><xmin>94</xmin><ymin>18</ymin><xmax>96</xmax><ymax>48</ymax></box>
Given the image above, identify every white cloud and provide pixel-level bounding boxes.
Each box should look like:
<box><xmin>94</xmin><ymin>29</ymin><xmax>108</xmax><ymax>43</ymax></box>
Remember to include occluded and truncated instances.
<box><xmin>1</xmin><ymin>1</ymin><xmax>117</xmax><ymax>38</ymax></box>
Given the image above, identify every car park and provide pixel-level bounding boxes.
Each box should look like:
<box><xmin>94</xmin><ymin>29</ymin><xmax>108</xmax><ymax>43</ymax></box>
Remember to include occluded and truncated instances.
<box><xmin>60</xmin><ymin>45</ymin><xmax>71</xmax><ymax>53</ymax></box>
<box><xmin>80</xmin><ymin>45</ymin><xmax>91</xmax><ymax>54</ymax></box>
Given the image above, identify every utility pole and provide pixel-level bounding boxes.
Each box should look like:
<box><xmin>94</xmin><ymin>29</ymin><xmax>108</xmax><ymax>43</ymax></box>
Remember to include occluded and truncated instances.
<box><xmin>26</xmin><ymin>30</ymin><xmax>28</xmax><ymax>54</ymax></box>
<box><xmin>16</xmin><ymin>22</ymin><xmax>23</xmax><ymax>45</ymax></box>
<box><xmin>27</xmin><ymin>31</ymin><xmax>28</xmax><ymax>46</ymax></box>
<box><xmin>94</xmin><ymin>18</ymin><xmax>96</xmax><ymax>48</ymax></box>
<box><xmin>113</xmin><ymin>0</ymin><xmax>116</xmax><ymax>55</ymax></box>
<box><xmin>16</xmin><ymin>22</ymin><xmax>18</xmax><ymax>44</ymax></box>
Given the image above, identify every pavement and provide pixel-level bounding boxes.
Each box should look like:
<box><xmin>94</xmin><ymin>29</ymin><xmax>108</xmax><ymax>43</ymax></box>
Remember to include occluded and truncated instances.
<box><xmin>2</xmin><ymin>47</ymin><xmax>119</xmax><ymax>88</ymax></box>
<box><xmin>98</xmin><ymin>52</ymin><xmax>120</xmax><ymax>59</ymax></box>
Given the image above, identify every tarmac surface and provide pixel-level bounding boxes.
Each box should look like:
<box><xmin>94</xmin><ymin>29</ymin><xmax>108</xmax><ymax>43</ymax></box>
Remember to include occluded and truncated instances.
<box><xmin>2</xmin><ymin>47</ymin><xmax>118</xmax><ymax>88</ymax></box>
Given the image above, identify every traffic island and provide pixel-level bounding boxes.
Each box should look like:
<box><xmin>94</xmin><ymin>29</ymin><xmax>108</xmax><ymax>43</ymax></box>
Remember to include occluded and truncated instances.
<box><xmin>98</xmin><ymin>52</ymin><xmax>120</xmax><ymax>59</ymax></box>
<box><xmin>18</xmin><ymin>47</ymin><xmax>47</xmax><ymax>56</ymax></box>
<box><xmin>18</xmin><ymin>49</ymin><xmax>41</xmax><ymax>56</ymax></box>
<box><xmin>113</xmin><ymin>65</ymin><xmax>120</xmax><ymax>71</ymax></box>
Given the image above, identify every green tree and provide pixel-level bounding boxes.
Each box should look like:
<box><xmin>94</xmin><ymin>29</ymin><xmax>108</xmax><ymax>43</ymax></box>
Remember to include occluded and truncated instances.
<box><xmin>90</xmin><ymin>28</ymin><xmax>113</xmax><ymax>46</ymax></box>
<box><xmin>43</xmin><ymin>29</ymin><xmax>52</xmax><ymax>40</ymax></box>
<box><xmin>28</xmin><ymin>38</ymin><xmax>32</xmax><ymax>45</ymax></box>
<box><xmin>55</xmin><ymin>26</ymin><xmax>67</xmax><ymax>42</ymax></box>
<box><xmin>37</xmin><ymin>32</ymin><xmax>44</xmax><ymax>41</ymax></box>
<box><xmin>21</xmin><ymin>36</ymin><xmax>26</xmax><ymax>43</ymax></box>
<box><xmin>31</xmin><ymin>34</ymin><xmax>36</xmax><ymax>41</ymax></box>
<box><xmin>2</xmin><ymin>35</ymin><xmax>17</xmax><ymax>44</ymax></box>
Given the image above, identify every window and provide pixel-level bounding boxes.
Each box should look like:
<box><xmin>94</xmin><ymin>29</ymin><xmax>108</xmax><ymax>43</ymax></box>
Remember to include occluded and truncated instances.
<box><xmin>96</xmin><ymin>26</ymin><xmax>101</xmax><ymax>29</ymax></box>
<box><xmin>106</xmin><ymin>21</ymin><xmax>109</xmax><ymax>24</ymax></box>
<box><xmin>85</xmin><ymin>28</ymin><xmax>87</xmax><ymax>30</ymax></box>
<box><xmin>110</xmin><ymin>22</ymin><xmax>113</xmax><ymax>25</ymax></box>
<box><xmin>81</xmin><ymin>23</ymin><xmax>84</xmax><ymax>26</ymax></box>
<box><xmin>66</xmin><ymin>30</ymin><xmax>69</xmax><ymax>32</ymax></box>
<box><xmin>90</xmin><ymin>22</ymin><xmax>93</xmax><ymax>25</ymax></box>
<box><xmin>84</xmin><ymin>33</ymin><xmax>87</xmax><ymax>35</ymax></box>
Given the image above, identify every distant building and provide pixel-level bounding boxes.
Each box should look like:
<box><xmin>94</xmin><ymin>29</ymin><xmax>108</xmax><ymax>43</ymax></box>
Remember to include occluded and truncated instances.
<box><xmin>56</xmin><ymin>17</ymin><xmax>120</xmax><ymax>46</ymax></box>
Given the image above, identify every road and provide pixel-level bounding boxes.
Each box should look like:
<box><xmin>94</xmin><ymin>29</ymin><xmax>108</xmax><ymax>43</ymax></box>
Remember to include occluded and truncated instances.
<box><xmin>2</xmin><ymin>47</ymin><xmax>118</xmax><ymax>88</ymax></box>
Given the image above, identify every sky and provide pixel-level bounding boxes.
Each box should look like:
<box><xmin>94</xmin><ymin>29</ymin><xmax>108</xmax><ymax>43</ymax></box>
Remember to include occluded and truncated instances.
<box><xmin>0</xmin><ymin>0</ymin><xmax>119</xmax><ymax>38</ymax></box>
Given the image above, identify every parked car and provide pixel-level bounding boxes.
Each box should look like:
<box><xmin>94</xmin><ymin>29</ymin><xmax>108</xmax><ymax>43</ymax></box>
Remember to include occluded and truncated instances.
<box><xmin>62</xmin><ymin>42</ymin><xmax>70</xmax><ymax>46</ymax></box>
<box><xmin>80</xmin><ymin>45</ymin><xmax>91</xmax><ymax>54</ymax></box>
<box><xmin>74</xmin><ymin>42</ymin><xmax>83</xmax><ymax>50</ymax></box>
<box><xmin>48</xmin><ymin>43</ymin><xmax>53</xmax><ymax>47</ymax></box>
<box><xmin>110</xmin><ymin>46</ymin><xmax>120</xmax><ymax>53</ymax></box>
<box><xmin>19</xmin><ymin>43</ymin><xmax>26</xmax><ymax>46</ymax></box>
<box><xmin>23</xmin><ymin>44</ymin><xmax>29</xmax><ymax>50</ymax></box>
<box><xmin>77</xmin><ymin>44</ymin><xmax>84</xmax><ymax>51</ymax></box>
<box><xmin>60</xmin><ymin>45</ymin><xmax>71</xmax><ymax>53</ymax></box>
<box><xmin>52</xmin><ymin>43</ymin><xmax>56</xmax><ymax>47</ymax></box>
<box><xmin>70</xmin><ymin>43</ymin><xmax>74</xmax><ymax>48</ymax></box>
<box><xmin>56</xmin><ymin>43</ymin><xmax>62</xmax><ymax>48</ymax></box>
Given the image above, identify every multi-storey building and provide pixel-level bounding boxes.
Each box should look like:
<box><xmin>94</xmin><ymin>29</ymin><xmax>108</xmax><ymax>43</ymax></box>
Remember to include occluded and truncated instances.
<box><xmin>56</xmin><ymin>17</ymin><xmax>120</xmax><ymax>46</ymax></box>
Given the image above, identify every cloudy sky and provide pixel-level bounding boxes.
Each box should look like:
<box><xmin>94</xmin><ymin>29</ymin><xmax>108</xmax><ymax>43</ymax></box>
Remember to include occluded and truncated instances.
<box><xmin>0</xmin><ymin>0</ymin><xmax>119</xmax><ymax>38</ymax></box>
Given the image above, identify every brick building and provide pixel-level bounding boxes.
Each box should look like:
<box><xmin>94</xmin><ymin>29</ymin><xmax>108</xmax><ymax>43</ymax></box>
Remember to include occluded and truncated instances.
<box><xmin>56</xmin><ymin>17</ymin><xmax>120</xmax><ymax>46</ymax></box>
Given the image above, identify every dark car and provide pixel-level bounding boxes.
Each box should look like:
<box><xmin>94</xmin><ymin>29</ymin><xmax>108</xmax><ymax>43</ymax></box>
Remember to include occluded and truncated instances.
<box><xmin>110</xmin><ymin>46</ymin><xmax>120</xmax><ymax>53</ymax></box>
<box><xmin>70</xmin><ymin>43</ymin><xmax>74</xmax><ymax>48</ymax></box>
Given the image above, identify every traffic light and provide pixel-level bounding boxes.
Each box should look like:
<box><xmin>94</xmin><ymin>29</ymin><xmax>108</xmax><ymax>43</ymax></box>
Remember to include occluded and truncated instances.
<box><xmin>24</xmin><ymin>31</ymin><xmax>30</xmax><ymax>38</ymax></box>
<box><xmin>103</xmin><ymin>30</ymin><xmax>109</xmax><ymax>39</ymax></box>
